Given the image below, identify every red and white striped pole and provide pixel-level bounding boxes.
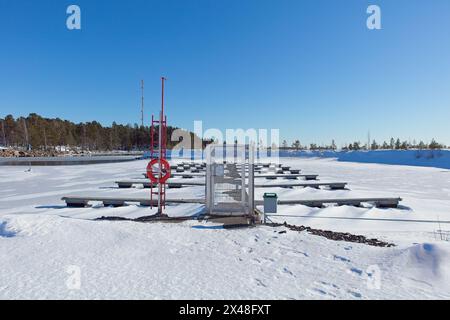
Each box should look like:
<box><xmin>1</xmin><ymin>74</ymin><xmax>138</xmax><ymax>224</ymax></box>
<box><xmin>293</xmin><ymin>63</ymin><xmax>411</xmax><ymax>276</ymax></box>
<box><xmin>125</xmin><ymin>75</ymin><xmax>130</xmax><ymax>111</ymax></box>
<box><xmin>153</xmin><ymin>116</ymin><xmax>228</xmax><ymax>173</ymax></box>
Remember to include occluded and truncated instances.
<box><xmin>158</xmin><ymin>77</ymin><xmax>165</xmax><ymax>214</ymax></box>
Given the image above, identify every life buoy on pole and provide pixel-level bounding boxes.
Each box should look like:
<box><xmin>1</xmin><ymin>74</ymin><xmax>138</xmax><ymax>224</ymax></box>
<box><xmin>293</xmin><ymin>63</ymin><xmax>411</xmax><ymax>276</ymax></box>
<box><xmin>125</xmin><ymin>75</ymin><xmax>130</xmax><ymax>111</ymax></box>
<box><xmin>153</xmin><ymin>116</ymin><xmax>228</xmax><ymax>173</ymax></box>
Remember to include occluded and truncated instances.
<box><xmin>147</xmin><ymin>159</ymin><xmax>171</xmax><ymax>183</ymax></box>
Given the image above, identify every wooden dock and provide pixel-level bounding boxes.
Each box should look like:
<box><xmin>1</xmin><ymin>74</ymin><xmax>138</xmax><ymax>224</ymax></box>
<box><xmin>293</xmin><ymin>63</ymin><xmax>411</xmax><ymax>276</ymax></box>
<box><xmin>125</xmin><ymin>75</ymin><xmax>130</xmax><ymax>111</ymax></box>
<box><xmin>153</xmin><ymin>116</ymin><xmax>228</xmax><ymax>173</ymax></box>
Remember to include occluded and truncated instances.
<box><xmin>115</xmin><ymin>180</ymin><xmax>346</xmax><ymax>189</ymax></box>
<box><xmin>116</xmin><ymin>180</ymin><xmax>205</xmax><ymax>188</ymax></box>
<box><xmin>144</xmin><ymin>173</ymin><xmax>318</xmax><ymax>180</ymax></box>
<box><xmin>61</xmin><ymin>196</ymin><xmax>205</xmax><ymax>207</ymax></box>
<box><xmin>61</xmin><ymin>196</ymin><xmax>401</xmax><ymax>208</ymax></box>
<box><xmin>255</xmin><ymin>182</ymin><xmax>347</xmax><ymax>190</ymax></box>
<box><xmin>255</xmin><ymin>197</ymin><xmax>402</xmax><ymax>208</ymax></box>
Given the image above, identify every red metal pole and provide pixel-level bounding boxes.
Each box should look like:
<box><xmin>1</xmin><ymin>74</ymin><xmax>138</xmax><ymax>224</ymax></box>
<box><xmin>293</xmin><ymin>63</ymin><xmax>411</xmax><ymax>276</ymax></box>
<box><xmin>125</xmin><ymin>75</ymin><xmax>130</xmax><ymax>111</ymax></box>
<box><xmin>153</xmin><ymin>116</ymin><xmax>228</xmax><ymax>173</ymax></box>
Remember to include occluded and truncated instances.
<box><xmin>161</xmin><ymin>77</ymin><xmax>165</xmax><ymax>124</ymax></box>
<box><xmin>158</xmin><ymin>77</ymin><xmax>166</xmax><ymax>214</ymax></box>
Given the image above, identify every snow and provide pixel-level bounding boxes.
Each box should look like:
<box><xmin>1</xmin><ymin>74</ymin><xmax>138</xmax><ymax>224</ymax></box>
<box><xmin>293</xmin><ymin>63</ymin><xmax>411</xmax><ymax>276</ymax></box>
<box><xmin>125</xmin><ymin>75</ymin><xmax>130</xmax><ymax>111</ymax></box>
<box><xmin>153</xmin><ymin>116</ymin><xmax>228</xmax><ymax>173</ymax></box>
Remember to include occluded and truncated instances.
<box><xmin>281</xmin><ymin>150</ymin><xmax>450</xmax><ymax>170</ymax></box>
<box><xmin>1</xmin><ymin>157</ymin><xmax>450</xmax><ymax>299</ymax></box>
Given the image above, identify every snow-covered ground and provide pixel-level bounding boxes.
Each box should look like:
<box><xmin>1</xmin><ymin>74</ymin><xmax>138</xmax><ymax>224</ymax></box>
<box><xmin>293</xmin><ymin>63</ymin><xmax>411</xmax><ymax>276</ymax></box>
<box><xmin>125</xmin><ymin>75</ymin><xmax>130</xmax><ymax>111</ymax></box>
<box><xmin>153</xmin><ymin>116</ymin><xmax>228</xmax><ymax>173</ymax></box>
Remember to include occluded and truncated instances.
<box><xmin>281</xmin><ymin>150</ymin><xmax>450</xmax><ymax>170</ymax></box>
<box><xmin>1</xmin><ymin>158</ymin><xmax>449</xmax><ymax>299</ymax></box>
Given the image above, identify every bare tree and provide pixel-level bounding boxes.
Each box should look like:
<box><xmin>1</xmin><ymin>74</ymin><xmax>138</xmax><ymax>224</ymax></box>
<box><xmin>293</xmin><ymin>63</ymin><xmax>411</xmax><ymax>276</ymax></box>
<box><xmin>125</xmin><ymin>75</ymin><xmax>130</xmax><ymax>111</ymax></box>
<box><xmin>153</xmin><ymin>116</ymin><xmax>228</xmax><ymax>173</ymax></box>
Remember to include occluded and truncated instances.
<box><xmin>1</xmin><ymin>120</ymin><xmax>6</xmax><ymax>146</ymax></box>
<box><xmin>22</xmin><ymin>118</ymin><xmax>30</xmax><ymax>150</ymax></box>
<box><xmin>43</xmin><ymin>126</ymin><xmax>48</xmax><ymax>150</ymax></box>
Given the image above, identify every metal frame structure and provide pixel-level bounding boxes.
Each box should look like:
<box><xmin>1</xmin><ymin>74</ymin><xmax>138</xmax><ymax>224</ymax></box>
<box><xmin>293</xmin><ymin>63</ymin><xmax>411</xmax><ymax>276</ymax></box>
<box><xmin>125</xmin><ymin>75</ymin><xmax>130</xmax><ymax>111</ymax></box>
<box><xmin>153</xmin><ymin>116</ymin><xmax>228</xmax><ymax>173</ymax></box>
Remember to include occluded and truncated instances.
<box><xmin>150</xmin><ymin>77</ymin><xmax>168</xmax><ymax>214</ymax></box>
<box><xmin>205</xmin><ymin>144</ymin><xmax>255</xmax><ymax>216</ymax></box>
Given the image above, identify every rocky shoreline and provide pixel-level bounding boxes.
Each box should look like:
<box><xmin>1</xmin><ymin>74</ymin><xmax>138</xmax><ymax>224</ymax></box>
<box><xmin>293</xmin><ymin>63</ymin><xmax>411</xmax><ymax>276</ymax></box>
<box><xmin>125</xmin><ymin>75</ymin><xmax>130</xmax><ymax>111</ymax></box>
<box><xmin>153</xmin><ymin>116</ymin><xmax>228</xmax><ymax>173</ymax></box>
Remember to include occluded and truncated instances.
<box><xmin>0</xmin><ymin>149</ymin><xmax>70</xmax><ymax>158</ymax></box>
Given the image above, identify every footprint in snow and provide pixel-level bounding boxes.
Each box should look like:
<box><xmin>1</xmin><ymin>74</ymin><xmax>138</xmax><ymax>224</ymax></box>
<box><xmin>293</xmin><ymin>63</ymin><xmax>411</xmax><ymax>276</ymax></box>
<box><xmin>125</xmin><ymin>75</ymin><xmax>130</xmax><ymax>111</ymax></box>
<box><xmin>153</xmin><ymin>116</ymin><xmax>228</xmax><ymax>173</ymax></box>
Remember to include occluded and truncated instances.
<box><xmin>333</xmin><ymin>255</ymin><xmax>351</xmax><ymax>263</ymax></box>
<box><xmin>296</xmin><ymin>251</ymin><xmax>309</xmax><ymax>257</ymax></box>
<box><xmin>254</xmin><ymin>278</ymin><xmax>267</xmax><ymax>287</ymax></box>
<box><xmin>348</xmin><ymin>290</ymin><xmax>362</xmax><ymax>298</ymax></box>
<box><xmin>261</xmin><ymin>257</ymin><xmax>275</xmax><ymax>262</ymax></box>
<box><xmin>242</xmin><ymin>247</ymin><xmax>254</xmax><ymax>254</ymax></box>
<box><xmin>312</xmin><ymin>288</ymin><xmax>328</xmax><ymax>296</ymax></box>
<box><xmin>349</xmin><ymin>267</ymin><xmax>363</xmax><ymax>276</ymax></box>
<box><xmin>282</xmin><ymin>267</ymin><xmax>295</xmax><ymax>277</ymax></box>
<box><xmin>313</xmin><ymin>281</ymin><xmax>340</xmax><ymax>298</ymax></box>
<box><xmin>253</xmin><ymin>258</ymin><xmax>261</xmax><ymax>264</ymax></box>
<box><xmin>319</xmin><ymin>281</ymin><xmax>340</xmax><ymax>290</ymax></box>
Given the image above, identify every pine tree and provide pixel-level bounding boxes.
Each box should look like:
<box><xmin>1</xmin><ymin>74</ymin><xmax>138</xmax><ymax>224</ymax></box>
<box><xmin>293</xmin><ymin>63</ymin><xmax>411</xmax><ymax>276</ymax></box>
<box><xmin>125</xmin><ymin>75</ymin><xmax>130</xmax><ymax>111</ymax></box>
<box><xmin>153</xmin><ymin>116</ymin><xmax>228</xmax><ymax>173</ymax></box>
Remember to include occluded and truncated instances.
<box><xmin>429</xmin><ymin>138</ymin><xmax>442</xmax><ymax>150</ymax></box>
<box><xmin>400</xmin><ymin>141</ymin><xmax>408</xmax><ymax>150</ymax></box>
<box><xmin>0</xmin><ymin>113</ymin><xmax>205</xmax><ymax>152</ymax></box>
<box><xmin>390</xmin><ymin>138</ymin><xmax>395</xmax><ymax>149</ymax></box>
<box><xmin>371</xmin><ymin>140</ymin><xmax>379</xmax><ymax>150</ymax></box>
<box><xmin>292</xmin><ymin>140</ymin><xmax>301</xmax><ymax>150</ymax></box>
<box><xmin>331</xmin><ymin>140</ymin><xmax>337</xmax><ymax>151</ymax></box>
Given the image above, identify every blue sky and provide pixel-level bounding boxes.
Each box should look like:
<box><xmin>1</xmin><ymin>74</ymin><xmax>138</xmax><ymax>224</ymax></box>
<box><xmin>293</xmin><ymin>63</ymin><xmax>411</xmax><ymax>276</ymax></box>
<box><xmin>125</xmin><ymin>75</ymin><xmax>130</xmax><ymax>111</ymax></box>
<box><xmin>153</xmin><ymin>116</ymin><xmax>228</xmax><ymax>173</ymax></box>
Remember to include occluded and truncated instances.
<box><xmin>1</xmin><ymin>0</ymin><xmax>450</xmax><ymax>146</ymax></box>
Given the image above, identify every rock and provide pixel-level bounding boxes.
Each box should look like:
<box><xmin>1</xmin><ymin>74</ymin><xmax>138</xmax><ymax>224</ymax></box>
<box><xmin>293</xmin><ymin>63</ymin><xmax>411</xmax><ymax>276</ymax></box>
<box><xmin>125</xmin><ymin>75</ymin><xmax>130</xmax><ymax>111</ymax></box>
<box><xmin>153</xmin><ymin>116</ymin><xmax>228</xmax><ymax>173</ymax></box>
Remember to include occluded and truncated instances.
<box><xmin>267</xmin><ymin>222</ymin><xmax>395</xmax><ymax>247</ymax></box>
<box><xmin>0</xmin><ymin>148</ymin><xmax>72</xmax><ymax>158</ymax></box>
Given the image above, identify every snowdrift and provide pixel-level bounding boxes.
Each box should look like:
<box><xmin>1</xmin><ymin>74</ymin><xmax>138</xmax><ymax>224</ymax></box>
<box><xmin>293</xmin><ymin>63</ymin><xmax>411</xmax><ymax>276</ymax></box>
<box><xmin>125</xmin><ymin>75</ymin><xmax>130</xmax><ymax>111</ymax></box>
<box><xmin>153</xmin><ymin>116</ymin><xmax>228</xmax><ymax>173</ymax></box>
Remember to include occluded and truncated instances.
<box><xmin>390</xmin><ymin>243</ymin><xmax>450</xmax><ymax>289</ymax></box>
<box><xmin>0</xmin><ymin>221</ymin><xmax>16</xmax><ymax>238</ymax></box>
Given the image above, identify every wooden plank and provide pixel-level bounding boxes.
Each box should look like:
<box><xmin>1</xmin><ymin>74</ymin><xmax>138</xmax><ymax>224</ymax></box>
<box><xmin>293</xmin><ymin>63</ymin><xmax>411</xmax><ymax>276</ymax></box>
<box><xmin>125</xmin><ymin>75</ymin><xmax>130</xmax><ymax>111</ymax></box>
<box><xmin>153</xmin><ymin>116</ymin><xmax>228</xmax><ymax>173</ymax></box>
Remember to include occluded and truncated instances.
<box><xmin>117</xmin><ymin>180</ymin><xmax>342</xmax><ymax>189</ymax></box>
<box><xmin>260</xmin><ymin>174</ymin><xmax>317</xmax><ymax>180</ymax></box>
<box><xmin>143</xmin><ymin>173</ymin><xmax>316</xmax><ymax>180</ymax></box>
<box><xmin>102</xmin><ymin>199</ymin><xmax>125</xmax><ymax>207</ymax></box>
<box><xmin>62</xmin><ymin>196</ymin><xmax>205</xmax><ymax>207</ymax></box>
<box><xmin>144</xmin><ymin>173</ymin><xmax>204</xmax><ymax>179</ymax></box>
<box><xmin>63</xmin><ymin>195</ymin><xmax>401</xmax><ymax>209</ymax></box>
<box><xmin>254</xmin><ymin>182</ymin><xmax>347</xmax><ymax>189</ymax></box>
<box><xmin>254</xmin><ymin>197</ymin><xmax>402</xmax><ymax>208</ymax></box>
<box><xmin>116</xmin><ymin>180</ymin><xmax>205</xmax><ymax>188</ymax></box>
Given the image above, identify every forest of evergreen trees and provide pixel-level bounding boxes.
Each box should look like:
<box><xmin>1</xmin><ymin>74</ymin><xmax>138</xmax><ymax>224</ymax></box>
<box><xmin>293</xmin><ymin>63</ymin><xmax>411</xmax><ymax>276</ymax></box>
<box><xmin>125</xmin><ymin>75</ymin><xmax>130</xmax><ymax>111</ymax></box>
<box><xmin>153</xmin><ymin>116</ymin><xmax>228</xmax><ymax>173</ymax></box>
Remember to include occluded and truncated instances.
<box><xmin>0</xmin><ymin>113</ymin><xmax>207</xmax><ymax>151</ymax></box>
<box><xmin>2</xmin><ymin>113</ymin><xmax>447</xmax><ymax>153</ymax></box>
<box><xmin>282</xmin><ymin>137</ymin><xmax>447</xmax><ymax>151</ymax></box>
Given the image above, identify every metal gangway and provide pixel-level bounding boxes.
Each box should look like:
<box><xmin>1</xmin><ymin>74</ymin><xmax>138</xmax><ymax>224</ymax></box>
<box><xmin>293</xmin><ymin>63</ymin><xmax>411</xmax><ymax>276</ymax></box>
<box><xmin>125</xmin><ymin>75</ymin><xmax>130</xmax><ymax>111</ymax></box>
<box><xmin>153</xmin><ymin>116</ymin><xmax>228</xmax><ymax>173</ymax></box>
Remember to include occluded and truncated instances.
<box><xmin>205</xmin><ymin>144</ymin><xmax>255</xmax><ymax>216</ymax></box>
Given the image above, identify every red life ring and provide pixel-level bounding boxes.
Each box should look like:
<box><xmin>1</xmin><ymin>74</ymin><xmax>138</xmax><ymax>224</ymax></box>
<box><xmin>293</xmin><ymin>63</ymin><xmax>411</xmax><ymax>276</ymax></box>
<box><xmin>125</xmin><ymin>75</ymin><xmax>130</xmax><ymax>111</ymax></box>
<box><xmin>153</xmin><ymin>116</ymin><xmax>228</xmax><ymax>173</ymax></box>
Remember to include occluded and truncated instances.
<box><xmin>146</xmin><ymin>159</ymin><xmax>171</xmax><ymax>183</ymax></box>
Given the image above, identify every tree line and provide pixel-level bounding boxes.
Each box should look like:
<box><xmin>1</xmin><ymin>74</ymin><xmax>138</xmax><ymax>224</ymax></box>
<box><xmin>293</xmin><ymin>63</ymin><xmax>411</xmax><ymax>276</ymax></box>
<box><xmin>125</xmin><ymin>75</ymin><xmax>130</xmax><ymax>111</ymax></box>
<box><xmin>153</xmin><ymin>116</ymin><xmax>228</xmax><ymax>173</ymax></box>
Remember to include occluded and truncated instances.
<box><xmin>281</xmin><ymin>138</ymin><xmax>447</xmax><ymax>151</ymax></box>
<box><xmin>2</xmin><ymin>114</ymin><xmax>446</xmax><ymax>152</ymax></box>
<box><xmin>0</xmin><ymin>113</ymin><xmax>208</xmax><ymax>151</ymax></box>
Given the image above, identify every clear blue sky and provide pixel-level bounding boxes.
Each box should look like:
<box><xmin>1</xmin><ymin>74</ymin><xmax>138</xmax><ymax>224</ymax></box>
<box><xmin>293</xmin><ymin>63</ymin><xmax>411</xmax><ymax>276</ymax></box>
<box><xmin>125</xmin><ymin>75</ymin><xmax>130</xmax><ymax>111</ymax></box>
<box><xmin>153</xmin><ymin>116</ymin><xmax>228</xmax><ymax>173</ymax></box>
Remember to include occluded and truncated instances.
<box><xmin>1</xmin><ymin>0</ymin><xmax>450</xmax><ymax>146</ymax></box>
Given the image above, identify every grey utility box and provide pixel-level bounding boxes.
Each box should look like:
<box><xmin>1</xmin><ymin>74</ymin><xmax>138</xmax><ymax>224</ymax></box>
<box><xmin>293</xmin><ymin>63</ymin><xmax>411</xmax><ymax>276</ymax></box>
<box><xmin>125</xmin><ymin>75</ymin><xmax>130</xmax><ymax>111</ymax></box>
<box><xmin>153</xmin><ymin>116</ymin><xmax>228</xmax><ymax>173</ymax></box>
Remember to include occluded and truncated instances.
<box><xmin>263</xmin><ymin>193</ymin><xmax>278</xmax><ymax>214</ymax></box>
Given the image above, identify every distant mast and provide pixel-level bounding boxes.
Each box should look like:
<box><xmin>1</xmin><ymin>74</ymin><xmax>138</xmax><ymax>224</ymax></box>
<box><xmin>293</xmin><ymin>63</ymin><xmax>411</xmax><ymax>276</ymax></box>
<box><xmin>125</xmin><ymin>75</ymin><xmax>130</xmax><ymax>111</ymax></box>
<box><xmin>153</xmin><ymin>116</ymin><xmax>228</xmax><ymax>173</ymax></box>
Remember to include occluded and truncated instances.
<box><xmin>140</xmin><ymin>80</ymin><xmax>144</xmax><ymax>127</ymax></box>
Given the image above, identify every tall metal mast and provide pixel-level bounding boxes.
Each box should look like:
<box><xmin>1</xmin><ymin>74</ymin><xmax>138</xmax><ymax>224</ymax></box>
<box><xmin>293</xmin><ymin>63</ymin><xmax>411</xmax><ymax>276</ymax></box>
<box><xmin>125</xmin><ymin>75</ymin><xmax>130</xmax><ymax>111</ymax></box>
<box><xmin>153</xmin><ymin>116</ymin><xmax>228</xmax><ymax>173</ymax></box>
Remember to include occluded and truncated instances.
<box><xmin>158</xmin><ymin>77</ymin><xmax>165</xmax><ymax>214</ymax></box>
<box><xmin>141</xmin><ymin>80</ymin><xmax>144</xmax><ymax>127</ymax></box>
<box><xmin>150</xmin><ymin>77</ymin><xmax>168</xmax><ymax>215</ymax></box>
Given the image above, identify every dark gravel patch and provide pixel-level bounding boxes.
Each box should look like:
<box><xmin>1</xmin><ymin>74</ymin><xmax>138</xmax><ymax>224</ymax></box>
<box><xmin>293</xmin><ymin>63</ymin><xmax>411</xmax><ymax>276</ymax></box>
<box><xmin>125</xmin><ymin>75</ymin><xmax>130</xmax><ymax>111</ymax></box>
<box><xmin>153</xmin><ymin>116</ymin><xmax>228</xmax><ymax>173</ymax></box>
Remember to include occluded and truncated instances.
<box><xmin>267</xmin><ymin>222</ymin><xmax>395</xmax><ymax>247</ymax></box>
